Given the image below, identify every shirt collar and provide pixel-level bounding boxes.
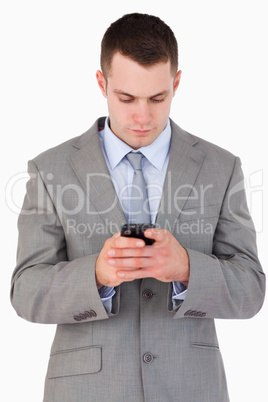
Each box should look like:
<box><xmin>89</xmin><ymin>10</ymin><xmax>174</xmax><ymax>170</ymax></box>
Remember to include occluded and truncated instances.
<box><xmin>102</xmin><ymin>117</ymin><xmax>171</xmax><ymax>171</ymax></box>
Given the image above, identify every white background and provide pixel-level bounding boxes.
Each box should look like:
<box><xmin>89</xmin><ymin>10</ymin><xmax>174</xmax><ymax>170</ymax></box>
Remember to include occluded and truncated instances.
<box><xmin>1</xmin><ymin>1</ymin><xmax>267</xmax><ymax>400</ymax></box>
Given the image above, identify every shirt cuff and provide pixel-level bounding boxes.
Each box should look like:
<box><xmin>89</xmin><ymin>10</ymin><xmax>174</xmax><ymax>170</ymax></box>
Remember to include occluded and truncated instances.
<box><xmin>172</xmin><ymin>281</ymin><xmax>188</xmax><ymax>309</ymax></box>
<box><xmin>98</xmin><ymin>286</ymin><xmax>116</xmax><ymax>312</ymax></box>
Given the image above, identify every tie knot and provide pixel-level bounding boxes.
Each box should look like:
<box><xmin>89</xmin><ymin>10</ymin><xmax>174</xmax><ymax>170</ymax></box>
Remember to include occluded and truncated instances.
<box><xmin>126</xmin><ymin>152</ymin><xmax>143</xmax><ymax>171</ymax></box>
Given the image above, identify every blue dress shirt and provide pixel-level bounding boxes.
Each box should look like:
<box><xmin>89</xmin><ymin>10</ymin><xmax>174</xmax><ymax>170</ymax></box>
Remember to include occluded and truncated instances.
<box><xmin>98</xmin><ymin>117</ymin><xmax>187</xmax><ymax>311</ymax></box>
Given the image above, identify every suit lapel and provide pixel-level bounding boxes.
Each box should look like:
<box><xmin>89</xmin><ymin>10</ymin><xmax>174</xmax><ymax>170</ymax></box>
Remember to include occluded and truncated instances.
<box><xmin>156</xmin><ymin>120</ymin><xmax>205</xmax><ymax>232</ymax></box>
<box><xmin>68</xmin><ymin>118</ymin><xmax>205</xmax><ymax>235</ymax></box>
<box><xmin>68</xmin><ymin>118</ymin><xmax>127</xmax><ymax>233</ymax></box>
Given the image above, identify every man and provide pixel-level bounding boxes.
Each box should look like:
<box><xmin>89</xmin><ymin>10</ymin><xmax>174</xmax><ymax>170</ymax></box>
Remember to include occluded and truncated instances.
<box><xmin>11</xmin><ymin>13</ymin><xmax>265</xmax><ymax>402</ymax></box>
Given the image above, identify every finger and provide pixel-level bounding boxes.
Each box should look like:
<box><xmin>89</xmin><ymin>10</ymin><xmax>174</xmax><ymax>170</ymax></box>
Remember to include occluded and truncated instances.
<box><xmin>117</xmin><ymin>267</ymin><xmax>153</xmax><ymax>280</ymax></box>
<box><xmin>107</xmin><ymin>245</ymin><xmax>154</xmax><ymax>259</ymax></box>
<box><xmin>144</xmin><ymin>228</ymin><xmax>169</xmax><ymax>243</ymax></box>
<box><xmin>108</xmin><ymin>256</ymin><xmax>153</xmax><ymax>269</ymax></box>
<box><xmin>110</xmin><ymin>235</ymin><xmax>145</xmax><ymax>249</ymax></box>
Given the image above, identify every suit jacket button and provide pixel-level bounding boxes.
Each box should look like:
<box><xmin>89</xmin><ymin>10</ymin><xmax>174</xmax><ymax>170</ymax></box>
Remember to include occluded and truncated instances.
<box><xmin>89</xmin><ymin>309</ymin><xmax>97</xmax><ymax>317</ymax></box>
<box><xmin>142</xmin><ymin>289</ymin><xmax>154</xmax><ymax>300</ymax></box>
<box><xmin>84</xmin><ymin>310</ymin><xmax>97</xmax><ymax>318</ymax></box>
<box><xmin>73</xmin><ymin>314</ymin><xmax>84</xmax><ymax>321</ymax></box>
<box><xmin>143</xmin><ymin>353</ymin><xmax>154</xmax><ymax>364</ymax></box>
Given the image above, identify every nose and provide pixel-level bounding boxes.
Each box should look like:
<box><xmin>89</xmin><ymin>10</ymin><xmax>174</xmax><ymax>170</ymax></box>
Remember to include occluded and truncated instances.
<box><xmin>133</xmin><ymin>102</ymin><xmax>152</xmax><ymax>126</ymax></box>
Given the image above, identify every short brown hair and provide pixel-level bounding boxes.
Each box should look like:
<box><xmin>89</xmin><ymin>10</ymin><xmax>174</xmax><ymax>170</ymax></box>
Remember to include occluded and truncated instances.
<box><xmin>100</xmin><ymin>13</ymin><xmax>178</xmax><ymax>78</ymax></box>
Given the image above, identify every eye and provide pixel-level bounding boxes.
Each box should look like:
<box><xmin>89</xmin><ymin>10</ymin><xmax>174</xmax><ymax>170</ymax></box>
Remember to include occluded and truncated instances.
<box><xmin>119</xmin><ymin>98</ymin><xmax>133</xmax><ymax>103</ymax></box>
<box><xmin>151</xmin><ymin>98</ymin><xmax>165</xmax><ymax>103</ymax></box>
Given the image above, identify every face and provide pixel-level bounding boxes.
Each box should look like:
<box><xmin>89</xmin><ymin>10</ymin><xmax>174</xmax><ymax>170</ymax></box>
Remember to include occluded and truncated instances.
<box><xmin>96</xmin><ymin>53</ymin><xmax>181</xmax><ymax>149</ymax></box>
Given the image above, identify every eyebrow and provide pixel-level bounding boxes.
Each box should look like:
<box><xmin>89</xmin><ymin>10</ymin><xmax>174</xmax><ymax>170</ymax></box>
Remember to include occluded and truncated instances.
<box><xmin>113</xmin><ymin>89</ymin><xmax>171</xmax><ymax>98</ymax></box>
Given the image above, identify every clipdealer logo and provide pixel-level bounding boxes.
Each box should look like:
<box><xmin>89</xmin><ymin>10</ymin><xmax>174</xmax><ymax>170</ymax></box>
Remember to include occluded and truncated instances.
<box><xmin>5</xmin><ymin>169</ymin><xmax>264</xmax><ymax>233</ymax></box>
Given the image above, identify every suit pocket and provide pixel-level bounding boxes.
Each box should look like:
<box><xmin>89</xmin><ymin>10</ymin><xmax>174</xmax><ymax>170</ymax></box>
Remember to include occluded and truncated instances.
<box><xmin>47</xmin><ymin>346</ymin><xmax>102</xmax><ymax>379</ymax></box>
<box><xmin>178</xmin><ymin>204</ymin><xmax>220</xmax><ymax>223</ymax></box>
<box><xmin>191</xmin><ymin>342</ymin><xmax>219</xmax><ymax>351</ymax></box>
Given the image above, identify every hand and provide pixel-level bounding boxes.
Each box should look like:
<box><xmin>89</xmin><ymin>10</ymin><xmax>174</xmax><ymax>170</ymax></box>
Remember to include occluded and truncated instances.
<box><xmin>95</xmin><ymin>232</ymin><xmax>146</xmax><ymax>289</ymax></box>
<box><xmin>95</xmin><ymin>229</ymin><xmax>189</xmax><ymax>288</ymax></box>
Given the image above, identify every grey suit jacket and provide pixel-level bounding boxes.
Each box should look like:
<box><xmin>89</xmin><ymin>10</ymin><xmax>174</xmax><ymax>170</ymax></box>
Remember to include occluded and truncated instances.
<box><xmin>11</xmin><ymin>117</ymin><xmax>265</xmax><ymax>402</ymax></box>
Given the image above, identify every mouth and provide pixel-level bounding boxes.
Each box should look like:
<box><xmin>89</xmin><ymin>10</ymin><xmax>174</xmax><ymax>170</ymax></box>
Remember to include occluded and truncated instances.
<box><xmin>130</xmin><ymin>129</ymin><xmax>153</xmax><ymax>135</ymax></box>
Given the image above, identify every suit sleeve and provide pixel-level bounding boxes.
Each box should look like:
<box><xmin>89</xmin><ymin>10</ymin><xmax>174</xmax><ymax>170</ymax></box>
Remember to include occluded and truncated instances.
<box><xmin>171</xmin><ymin>157</ymin><xmax>265</xmax><ymax>319</ymax></box>
<box><xmin>10</xmin><ymin>160</ymin><xmax>120</xmax><ymax>324</ymax></box>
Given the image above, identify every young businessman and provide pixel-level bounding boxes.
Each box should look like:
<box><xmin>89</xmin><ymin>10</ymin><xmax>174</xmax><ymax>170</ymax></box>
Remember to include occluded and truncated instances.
<box><xmin>11</xmin><ymin>13</ymin><xmax>265</xmax><ymax>402</ymax></box>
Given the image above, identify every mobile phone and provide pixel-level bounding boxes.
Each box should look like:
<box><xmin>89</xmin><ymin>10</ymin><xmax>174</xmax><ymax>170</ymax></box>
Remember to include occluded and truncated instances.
<box><xmin>121</xmin><ymin>223</ymin><xmax>155</xmax><ymax>245</ymax></box>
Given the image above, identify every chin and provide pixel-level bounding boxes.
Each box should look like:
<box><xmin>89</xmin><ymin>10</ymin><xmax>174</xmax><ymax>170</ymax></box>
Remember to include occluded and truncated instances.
<box><xmin>131</xmin><ymin>140</ymin><xmax>153</xmax><ymax>149</ymax></box>
<box><xmin>133</xmin><ymin>134</ymin><xmax>158</xmax><ymax>148</ymax></box>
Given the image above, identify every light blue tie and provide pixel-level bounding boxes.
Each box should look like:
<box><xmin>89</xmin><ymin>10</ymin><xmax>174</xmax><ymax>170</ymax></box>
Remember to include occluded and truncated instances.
<box><xmin>126</xmin><ymin>152</ymin><xmax>150</xmax><ymax>223</ymax></box>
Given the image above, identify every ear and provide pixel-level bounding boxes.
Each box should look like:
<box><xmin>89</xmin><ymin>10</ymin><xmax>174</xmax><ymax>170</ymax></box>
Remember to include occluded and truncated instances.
<box><xmin>173</xmin><ymin>70</ymin><xmax>182</xmax><ymax>96</ymax></box>
<box><xmin>96</xmin><ymin>70</ymin><xmax>107</xmax><ymax>98</ymax></box>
